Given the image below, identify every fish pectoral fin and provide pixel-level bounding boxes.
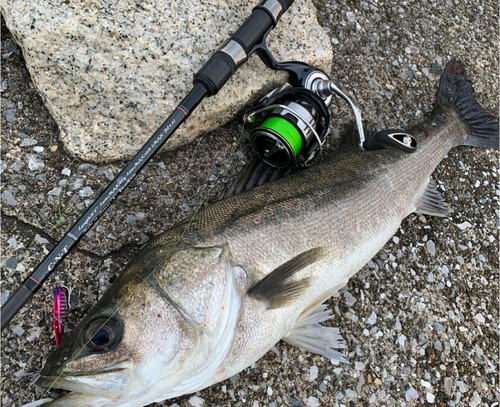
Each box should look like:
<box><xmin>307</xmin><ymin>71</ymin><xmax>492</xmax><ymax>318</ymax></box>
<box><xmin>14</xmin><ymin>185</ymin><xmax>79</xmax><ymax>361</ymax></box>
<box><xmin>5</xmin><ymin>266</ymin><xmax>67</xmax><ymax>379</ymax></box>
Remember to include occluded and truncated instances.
<box><xmin>415</xmin><ymin>177</ymin><xmax>451</xmax><ymax>217</ymax></box>
<box><xmin>283</xmin><ymin>302</ymin><xmax>348</xmax><ymax>363</ymax></box>
<box><xmin>247</xmin><ymin>247</ymin><xmax>326</xmax><ymax>309</ymax></box>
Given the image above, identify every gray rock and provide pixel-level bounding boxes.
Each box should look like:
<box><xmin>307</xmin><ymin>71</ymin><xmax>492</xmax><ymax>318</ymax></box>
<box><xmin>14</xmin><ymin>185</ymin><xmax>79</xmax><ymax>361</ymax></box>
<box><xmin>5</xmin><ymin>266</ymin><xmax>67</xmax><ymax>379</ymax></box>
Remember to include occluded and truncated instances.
<box><xmin>2</xmin><ymin>0</ymin><xmax>332</xmax><ymax>162</ymax></box>
<box><xmin>0</xmin><ymin>160</ymin><xmax>7</xmax><ymax>173</ymax></box>
<box><xmin>430</xmin><ymin>64</ymin><xmax>442</xmax><ymax>74</ymax></box>
<box><xmin>5</xmin><ymin>256</ymin><xmax>18</xmax><ymax>269</ymax></box>
<box><xmin>19</xmin><ymin>138</ymin><xmax>37</xmax><ymax>147</ymax></box>
<box><xmin>1</xmin><ymin>190</ymin><xmax>18</xmax><ymax>206</ymax></box>
<box><xmin>1</xmin><ymin>290</ymin><xmax>10</xmax><ymax>306</ymax></box>
<box><xmin>27</xmin><ymin>154</ymin><xmax>45</xmax><ymax>171</ymax></box>
<box><xmin>35</xmin><ymin>234</ymin><xmax>50</xmax><ymax>244</ymax></box>
<box><xmin>426</xmin><ymin>240</ymin><xmax>436</xmax><ymax>255</ymax></box>
<box><xmin>4</xmin><ymin>108</ymin><xmax>16</xmax><ymax>122</ymax></box>
<box><xmin>405</xmin><ymin>386</ymin><xmax>418</xmax><ymax>401</ymax></box>
<box><xmin>12</xmin><ymin>326</ymin><xmax>25</xmax><ymax>336</ymax></box>
<box><xmin>10</xmin><ymin>160</ymin><xmax>24</xmax><ymax>172</ymax></box>
<box><xmin>48</xmin><ymin>186</ymin><xmax>62</xmax><ymax>196</ymax></box>
<box><xmin>346</xmin><ymin>11</ymin><xmax>356</xmax><ymax>23</ymax></box>
<box><xmin>79</xmin><ymin>186</ymin><xmax>94</xmax><ymax>198</ymax></box>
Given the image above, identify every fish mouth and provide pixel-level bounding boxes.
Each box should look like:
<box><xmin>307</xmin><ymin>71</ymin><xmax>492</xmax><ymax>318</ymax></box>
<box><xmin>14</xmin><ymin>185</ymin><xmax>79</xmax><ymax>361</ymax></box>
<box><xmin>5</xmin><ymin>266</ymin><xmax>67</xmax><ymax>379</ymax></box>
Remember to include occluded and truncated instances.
<box><xmin>37</xmin><ymin>361</ymin><xmax>132</xmax><ymax>398</ymax></box>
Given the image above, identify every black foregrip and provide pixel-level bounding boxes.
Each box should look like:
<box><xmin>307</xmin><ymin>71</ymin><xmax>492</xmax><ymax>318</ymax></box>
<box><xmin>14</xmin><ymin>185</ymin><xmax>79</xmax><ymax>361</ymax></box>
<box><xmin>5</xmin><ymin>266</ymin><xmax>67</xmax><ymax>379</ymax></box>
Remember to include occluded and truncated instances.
<box><xmin>194</xmin><ymin>51</ymin><xmax>237</xmax><ymax>96</ymax></box>
<box><xmin>232</xmin><ymin>8</ymin><xmax>274</xmax><ymax>53</ymax></box>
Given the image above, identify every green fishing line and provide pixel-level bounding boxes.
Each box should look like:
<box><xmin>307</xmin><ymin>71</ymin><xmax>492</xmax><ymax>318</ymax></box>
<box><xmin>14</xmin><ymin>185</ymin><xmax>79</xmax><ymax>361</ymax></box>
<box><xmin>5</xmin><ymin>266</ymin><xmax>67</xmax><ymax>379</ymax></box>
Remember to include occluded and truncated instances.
<box><xmin>261</xmin><ymin>117</ymin><xmax>302</xmax><ymax>156</ymax></box>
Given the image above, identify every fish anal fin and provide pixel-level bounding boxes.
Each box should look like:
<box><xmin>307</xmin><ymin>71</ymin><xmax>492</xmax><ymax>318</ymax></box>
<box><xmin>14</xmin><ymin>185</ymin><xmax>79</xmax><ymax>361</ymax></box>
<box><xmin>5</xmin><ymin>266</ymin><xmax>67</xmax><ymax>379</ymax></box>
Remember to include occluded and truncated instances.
<box><xmin>247</xmin><ymin>247</ymin><xmax>326</xmax><ymax>308</ymax></box>
<box><xmin>283</xmin><ymin>302</ymin><xmax>348</xmax><ymax>363</ymax></box>
<box><xmin>416</xmin><ymin>178</ymin><xmax>451</xmax><ymax>217</ymax></box>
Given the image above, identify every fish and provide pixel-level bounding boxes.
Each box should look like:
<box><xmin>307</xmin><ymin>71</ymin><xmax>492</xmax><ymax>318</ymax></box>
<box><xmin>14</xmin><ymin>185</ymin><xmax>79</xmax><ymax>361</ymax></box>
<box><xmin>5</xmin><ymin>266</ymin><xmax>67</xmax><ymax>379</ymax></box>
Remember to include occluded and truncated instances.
<box><xmin>25</xmin><ymin>60</ymin><xmax>498</xmax><ymax>407</ymax></box>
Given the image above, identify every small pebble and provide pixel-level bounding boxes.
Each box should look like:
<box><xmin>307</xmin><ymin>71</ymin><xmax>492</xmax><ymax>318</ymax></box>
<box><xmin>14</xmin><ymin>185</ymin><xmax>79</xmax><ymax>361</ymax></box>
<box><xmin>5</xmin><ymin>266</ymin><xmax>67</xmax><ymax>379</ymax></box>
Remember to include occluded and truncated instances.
<box><xmin>27</xmin><ymin>154</ymin><xmax>45</xmax><ymax>171</ymax></box>
<box><xmin>367</xmin><ymin>311</ymin><xmax>377</xmax><ymax>324</ymax></box>
<box><xmin>79</xmin><ymin>186</ymin><xmax>94</xmax><ymax>198</ymax></box>
<box><xmin>20</xmin><ymin>138</ymin><xmax>38</xmax><ymax>147</ymax></box>
<box><xmin>345</xmin><ymin>389</ymin><xmax>356</xmax><ymax>399</ymax></box>
<box><xmin>307</xmin><ymin>396</ymin><xmax>320</xmax><ymax>407</ymax></box>
<box><xmin>188</xmin><ymin>396</ymin><xmax>204</xmax><ymax>407</ymax></box>
<box><xmin>35</xmin><ymin>234</ymin><xmax>50</xmax><ymax>244</ymax></box>
<box><xmin>1</xmin><ymin>190</ymin><xmax>18</xmax><ymax>206</ymax></box>
<box><xmin>405</xmin><ymin>386</ymin><xmax>419</xmax><ymax>401</ymax></box>
<box><xmin>309</xmin><ymin>365</ymin><xmax>318</xmax><ymax>381</ymax></box>
<box><xmin>5</xmin><ymin>256</ymin><xmax>18</xmax><ymax>269</ymax></box>
<box><xmin>48</xmin><ymin>186</ymin><xmax>62</xmax><ymax>196</ymax></box>
<box><xmin>474</xmin><ymin>313</ymin><xmax>485</xmax><ymax>323</ymax></box>
<box><xmin>344</xmin><ymin>291</ymin><xmax>357</xmax><ymax>307</ymax></box>
<box><xmin>444</xmin><ymin>377</ymin><xmax>453</xmax><ymax>395</ymax></box>
<box><xmin>1</xmin><ymin>290</ymin><xmax>10</xmax><ymax>306</ymax></box>
<box><xmin>469</xmin><ymin>391</ymin><xmax>481</xmax><ymax>407</ymax></box>
<box><xmin>13</xmin><ymin>368</ymin><xmax>25</xmax><ymax>377</ymax></box>
<box><xmin>12</xmin><ymin>326</ymin><xmax>25</xmax><ymax>336</ymax></box>
<box><xmin>456</xmin><ymin>221</ymin><xmax>472</xmax><ymax>230</ymax></box>
<box><xmin>346</xmin><ymin>11</ymin><xmax>356</xmax><ymax>22</ymax></box>
<box><xmin>430</xmin><ymin>64</ymin><xmax>442</xmax><ymax>74</ymax></box>
<box><xmin>426</xmin><ymin>240</ymin><xmax>436</xmax><ymax>255</ymax></box>
<box><xmin>5</xmin><ymin>108</ymin><xmax>16</xmax><ymax>122</ymax></box>
<box><xmin>427</xmin><ymin>392</ymin><xmax>435</xmax><ymax>403</ymax></box>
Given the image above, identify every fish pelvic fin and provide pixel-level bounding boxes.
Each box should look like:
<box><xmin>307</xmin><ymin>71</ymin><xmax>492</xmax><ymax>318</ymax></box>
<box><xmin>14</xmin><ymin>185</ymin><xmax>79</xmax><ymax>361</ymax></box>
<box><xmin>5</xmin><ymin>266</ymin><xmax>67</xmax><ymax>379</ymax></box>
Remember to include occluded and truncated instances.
<box><xmin>283</xmin><ymin>302</ymin><xmax>348</xmax><ymax>363</ymax></box>
<box><xmin>247</xmin><ymin>247</ymin><xmax>326</xmax><ymax>308</ymax></box>
<box><xmin>436</xmin><ymin>60</ymin><xmax>499</xmax><ymax>149</ymax></box>
<box><xmin>416</xmin><ymin>177</ymin><xmax>451</xmax><ymax>217</ymax></box>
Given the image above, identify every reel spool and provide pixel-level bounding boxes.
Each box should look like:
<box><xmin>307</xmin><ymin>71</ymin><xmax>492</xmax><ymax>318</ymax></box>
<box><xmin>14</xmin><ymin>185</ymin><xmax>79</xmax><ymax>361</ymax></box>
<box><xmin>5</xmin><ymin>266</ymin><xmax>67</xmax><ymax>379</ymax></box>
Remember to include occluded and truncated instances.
<box><xmin>244</xmin><ymin>83</ymin><xmax>331</xmax><ymax>168</ymax></box>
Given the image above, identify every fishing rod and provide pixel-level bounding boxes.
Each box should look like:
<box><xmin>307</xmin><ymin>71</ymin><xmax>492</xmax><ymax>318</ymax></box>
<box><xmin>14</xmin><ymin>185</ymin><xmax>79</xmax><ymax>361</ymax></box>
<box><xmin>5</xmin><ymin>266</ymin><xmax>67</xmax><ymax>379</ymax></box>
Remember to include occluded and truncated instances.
<box><xmin>1</xmin><ymin>0</ymin><xmax>296</xmax><ymax>330</ymax></box>
<box><xmin>2</xmin><ymin>0</ymin><xmax>417</xmax><ymax>330</ymax></box>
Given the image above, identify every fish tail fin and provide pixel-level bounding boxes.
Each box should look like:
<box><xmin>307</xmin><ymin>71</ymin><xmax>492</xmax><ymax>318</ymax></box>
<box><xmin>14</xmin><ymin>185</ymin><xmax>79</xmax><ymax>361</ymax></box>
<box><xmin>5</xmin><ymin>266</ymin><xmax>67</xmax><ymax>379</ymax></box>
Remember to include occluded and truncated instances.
<box><xmin>436</xmin><ymin>60</ymin><xmax>498</xmax><ymax>148</ymax></box>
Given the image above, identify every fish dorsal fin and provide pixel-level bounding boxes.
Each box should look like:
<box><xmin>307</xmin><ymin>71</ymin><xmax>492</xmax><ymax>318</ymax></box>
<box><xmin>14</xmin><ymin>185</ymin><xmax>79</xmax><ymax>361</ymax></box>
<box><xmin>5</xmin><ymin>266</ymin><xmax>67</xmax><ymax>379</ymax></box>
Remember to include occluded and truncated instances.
<box><xmin>283</xmin><ymin>302</ymin><xmax>347</xmax><ymax>363</ymax></box>
<box><xmin>220</xmin><ymin>157</ymin><xmax>296</xmax><ymax>200</ymax></box>
<box><xmin>416</xmin><ymin>178</ymin><xmax>451</xmax><ymax>217</ymax></box>
<box><xmin>338</xmin><ymin>122</ymin><xmax>375</xmax><ymax>150</ymax></box>
<box><xmin>247</xmin><ymin>247</ymin><xmax>326</xmax><ymax>308</ymax></box>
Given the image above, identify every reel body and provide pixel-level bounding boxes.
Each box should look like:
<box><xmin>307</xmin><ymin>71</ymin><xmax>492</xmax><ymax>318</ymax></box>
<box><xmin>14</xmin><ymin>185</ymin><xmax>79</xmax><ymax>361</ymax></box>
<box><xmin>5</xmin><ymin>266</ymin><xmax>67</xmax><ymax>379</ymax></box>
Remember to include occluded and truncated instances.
<box><xmin>241</xmin><ymin>30</ymin><xmax>417</xmax><ymax>169</ymax></box>
<box><xmin>245</xmin><ymin>83</ymin><xmax>330</xmax><ymax>167</ymax></box>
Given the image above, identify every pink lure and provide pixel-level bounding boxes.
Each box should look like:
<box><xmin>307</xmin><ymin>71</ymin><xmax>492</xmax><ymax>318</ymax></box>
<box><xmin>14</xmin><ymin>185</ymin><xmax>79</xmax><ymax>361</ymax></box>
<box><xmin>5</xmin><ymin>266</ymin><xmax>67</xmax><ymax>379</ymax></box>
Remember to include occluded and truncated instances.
<box><xmin>53</xmin><ymin>286</ymin><xmax>67</xmax><ymax>347</ymax></box>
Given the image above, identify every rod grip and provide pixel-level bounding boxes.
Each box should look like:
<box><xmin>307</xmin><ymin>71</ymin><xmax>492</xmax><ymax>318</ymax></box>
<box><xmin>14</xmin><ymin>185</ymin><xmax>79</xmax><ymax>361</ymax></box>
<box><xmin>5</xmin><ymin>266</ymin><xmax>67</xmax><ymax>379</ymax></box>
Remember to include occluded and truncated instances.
<box><xmin>194</xmin><ymin>0</ymin><xmax>294</xmax><ymax>95</ymax></box>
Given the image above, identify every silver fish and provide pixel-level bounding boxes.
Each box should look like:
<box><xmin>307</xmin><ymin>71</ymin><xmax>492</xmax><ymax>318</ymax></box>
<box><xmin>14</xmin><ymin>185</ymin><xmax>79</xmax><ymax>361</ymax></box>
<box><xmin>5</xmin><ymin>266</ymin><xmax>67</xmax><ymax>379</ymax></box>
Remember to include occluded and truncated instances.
<box><xmin>25</xmin><ymin>61</ymin><xmax>498</xmax><ymax>407</ymax></box>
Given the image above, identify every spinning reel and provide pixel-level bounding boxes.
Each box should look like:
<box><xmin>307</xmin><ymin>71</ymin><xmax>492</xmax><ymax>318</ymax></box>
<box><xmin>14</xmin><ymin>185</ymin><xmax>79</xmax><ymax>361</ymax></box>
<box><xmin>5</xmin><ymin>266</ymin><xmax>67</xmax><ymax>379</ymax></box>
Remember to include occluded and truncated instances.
<box><xmin>243</xmin><ymin>46</ymin><xmax>416</xmax><ymax>168</ymax></box>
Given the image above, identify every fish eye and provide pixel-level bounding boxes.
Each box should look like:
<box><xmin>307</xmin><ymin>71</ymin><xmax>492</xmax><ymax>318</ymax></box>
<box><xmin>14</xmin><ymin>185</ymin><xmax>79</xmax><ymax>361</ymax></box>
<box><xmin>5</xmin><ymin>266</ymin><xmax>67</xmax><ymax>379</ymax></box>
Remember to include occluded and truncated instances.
<box><xmin>84</xmin><ymin>319</ymin><xmax>120</xmax><ymax>351</ymax></box>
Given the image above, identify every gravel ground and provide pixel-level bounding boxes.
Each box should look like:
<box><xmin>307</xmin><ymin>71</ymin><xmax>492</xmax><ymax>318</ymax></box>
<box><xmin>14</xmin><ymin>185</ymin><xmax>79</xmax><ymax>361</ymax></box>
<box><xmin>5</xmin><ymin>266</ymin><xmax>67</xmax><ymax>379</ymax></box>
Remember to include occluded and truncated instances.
<box><xmin>1</xmin><ymin>1</ymin><xmax>498</xmax><ymax>407</ymax></box>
